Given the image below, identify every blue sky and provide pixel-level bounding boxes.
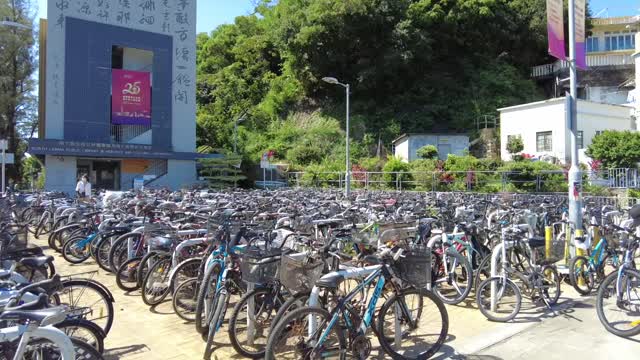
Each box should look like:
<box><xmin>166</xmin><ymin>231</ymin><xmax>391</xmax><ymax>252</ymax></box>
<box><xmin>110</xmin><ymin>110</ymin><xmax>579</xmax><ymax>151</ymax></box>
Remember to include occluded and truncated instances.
<box><xmin>35</xmin><ymin>0</ymin><xmax>639</xmax><ymax>33</ymax></box>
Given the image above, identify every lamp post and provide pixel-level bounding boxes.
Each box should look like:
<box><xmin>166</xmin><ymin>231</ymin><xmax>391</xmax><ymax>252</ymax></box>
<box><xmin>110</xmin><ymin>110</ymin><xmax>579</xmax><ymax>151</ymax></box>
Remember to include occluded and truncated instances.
<box><xmin>322</xmin><ymin>77</ymin><xmax>351</xmax><ymax>197</ymax></box>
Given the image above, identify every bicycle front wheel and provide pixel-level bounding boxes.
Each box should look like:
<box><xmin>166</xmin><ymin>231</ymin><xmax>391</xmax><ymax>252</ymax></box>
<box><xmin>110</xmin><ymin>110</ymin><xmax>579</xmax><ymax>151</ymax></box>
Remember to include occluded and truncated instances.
<box><xmin>377</xmin><ymin>289</ymin><xmax>448</xmax><ymax>360</ymax></box>
<box><xmin>596</xmin><ymin>268</ymin><xmax>640</xmax><ymax>337</ymax></box>
<box><xmin>432</xmin><ymin>250</ymin><xmax>473</xmax><ymax>305</ymax></box>
<box><xmin>476</xmin><ymin>277</ymin><xmax>522</xmax><ymax>322</ymax></box>
<box><xmin>265</xmin><ymin>306</ymin><xmax>346</xmax><ymax>360</ymax></box>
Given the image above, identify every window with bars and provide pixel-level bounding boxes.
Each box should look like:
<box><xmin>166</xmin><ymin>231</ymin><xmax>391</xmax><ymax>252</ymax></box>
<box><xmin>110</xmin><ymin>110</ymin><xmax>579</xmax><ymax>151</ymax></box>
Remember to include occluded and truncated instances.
<box><xmin>536</xmin><ymin>131</ymin><xmax>552</xmax><ymax>152</ymax></box>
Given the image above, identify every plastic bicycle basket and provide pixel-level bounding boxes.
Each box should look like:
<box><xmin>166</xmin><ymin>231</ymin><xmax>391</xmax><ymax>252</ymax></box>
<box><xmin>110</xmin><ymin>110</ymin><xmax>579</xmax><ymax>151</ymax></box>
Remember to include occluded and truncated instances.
<box><xmin>279</xmin><ymin>252</ymin><xmax>324</xmax><ymax>293</ymax></box>
<box><xmin>240</xmin><ymin>247</ymin><xmax>282</xmax><ymax>284</ymax></box>
<box><xmin>391</xmin><ymin>248</ymin><xmax>431</xmax><ymax>288</ymax></box>
<box><xmin>1</xmin><ymin>224</ymin><xmax>28</xmax><ymax>252</ymax></box>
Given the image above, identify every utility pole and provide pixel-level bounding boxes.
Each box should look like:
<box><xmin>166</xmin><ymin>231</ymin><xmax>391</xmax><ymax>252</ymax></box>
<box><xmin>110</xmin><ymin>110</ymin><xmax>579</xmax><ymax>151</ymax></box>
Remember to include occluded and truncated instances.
<box><xmin>567</xmin><ymin>0</ymin><xmax>583</xmax><ymax>235</ymax></box>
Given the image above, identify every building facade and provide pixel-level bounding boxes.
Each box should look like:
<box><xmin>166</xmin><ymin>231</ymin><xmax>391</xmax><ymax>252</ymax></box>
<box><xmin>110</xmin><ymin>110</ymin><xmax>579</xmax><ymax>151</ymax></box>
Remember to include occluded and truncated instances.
<box><xmin>393</xmin><ymin>134</ymin><xmax>469</xmax><ymax>162</ymax></box>
<box><xmin>499</xmin><ymin>98</ymin><xmax>634</xmax><ymax>164</ymax></box>
<box><xmin>531</xmin><ymin>16</ymin><xmax>638</xmax><ymax>105</ymax></box>
<box><xmin>29</xmin><ymin>0</ymin><xmax>204</xmax><ymax>193</ymax></box>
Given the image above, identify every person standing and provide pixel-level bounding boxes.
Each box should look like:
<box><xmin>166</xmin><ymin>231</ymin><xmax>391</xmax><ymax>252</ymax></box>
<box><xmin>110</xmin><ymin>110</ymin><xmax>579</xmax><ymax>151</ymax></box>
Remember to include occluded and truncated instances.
<box><xmin>75</xmin><ymin>175</ymin><xmax>91</xmax><ymax>199</ymax></box>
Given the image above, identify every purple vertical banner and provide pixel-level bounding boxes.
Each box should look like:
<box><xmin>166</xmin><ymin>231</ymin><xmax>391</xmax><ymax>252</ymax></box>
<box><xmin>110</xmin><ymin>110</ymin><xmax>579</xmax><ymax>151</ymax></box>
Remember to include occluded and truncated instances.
<box><xmin>574</xmin><ymin>0</ymin><xmax>587</xmax><ymax>69</ymax></box>
<box><xmin>546</xmin><ymin>0</ymin><xmax>566</xmax><ymax>60</ymax></box>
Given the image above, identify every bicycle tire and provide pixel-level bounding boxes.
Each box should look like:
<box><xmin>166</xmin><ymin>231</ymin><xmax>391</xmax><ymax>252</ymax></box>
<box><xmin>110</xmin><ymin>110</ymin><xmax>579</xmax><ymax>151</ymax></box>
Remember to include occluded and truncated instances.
<box><xmin>268</xmin><ymin>291</ymin><xmax>310</xmax><ymax>333</ymax></box>
<box><xmin>58</xmin><ymin>279</ymin><xmax>115</xmax><ymax>335</ymax></box>
<box><xmin>595</xmin><ymin>268</ymin><xmax>640</xmax><ymax>337</ymax></box>
<box><xmin>115</xmin><ymin>257</ymin><xmax>143</xmax><ymax>292</ymax></box>
<box><xmin>432</xmin><ymin>249</ymin><xmax>473</xmax><ymax>305</ymax></box>
<box><xmin>136</xmin><ymin>251</ymin><xmax>161</xmax><ymax>288</ymax></box>
<box><xmin>141</xmin><ymin>256</ymin><xmax>172</xmax><ymax>306</ymax></box>
<box><xmin>204</xmin><ymin>290</ymin><xmax>228</xmax><ymax>360</ymax></box>
<box><xmin>108</xmin><ymin>233</ymin><xmax>141</xmax><ymax>273</ymax></box>
<box><xmin>377</xmin><ymin>288</ymin><xmax>448</xmax><ymax>360</ymax></box>
<box><xmin>56</xmin><ymin>318</ymin><xmax>106</xmax><ymax>354</ymax></box>
<box><xmin>169</xmin><ymin>257</ymin><xmax>202</xmax><ymax>293</ymax></box>
<box><xmin>568</xmin><ymin>255</ymin><xmax>594</xmax><ymax>295</ymax></box>
<box><xmin>264</xmin><ymin>306</ymin><xmax>346</xmax><ymax>360</ymax></box>
<box><xmin>172</xmin><ymin>277</ymin><xmax>199</xmax><ymax>321</ymax></box>
<box><xmin>476</xmin><ymin>277</ymin><xmax>522</xmax><ymax>322</ymax></box>
<box><xmin>23</xmin><ymin>337</ymin><xmax>105</xmax><ymax>360</ymax></box>
<box><xmin>62</xmin><ymin>236</ymin><xmax>92</xmax><ymax>264</ymax></box>
<box><xmin>94</xmin><ymin>234</ymin><xmax>117</xmax><ymax>272</ymax></box>
<box><xmin>195</xmin><ymin>262</ymin><xmax>222</xmax><ymax>335</ymax></box>
<box><xmin>229</xmin><ymin>286</ymin><xmax>283</xmax><ymax>359</ymax></box>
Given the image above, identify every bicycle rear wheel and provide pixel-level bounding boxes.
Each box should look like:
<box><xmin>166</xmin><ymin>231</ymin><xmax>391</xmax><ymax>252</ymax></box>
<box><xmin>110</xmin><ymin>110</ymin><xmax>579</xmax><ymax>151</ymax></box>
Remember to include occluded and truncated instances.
<box><xmin>141</xmin><ymin>256</ymin><xmax>172</xmax><ymax>306</ymax></box>
<box><xmin>56</xmin><ymin>279</ymin><xmax>115</xmax><ymax>335</ymax></box>
<box><xmin>377</xmin><ymin>289</ymin><xmax>448</xmax><ymax>360</ymax></box>
<box><xmin>432</xmin><ymin>250</ymin><xmax>473</xmax><ymax>305</ymax></box>
<box><xmin>173</xmin><ymin>277</ymin><xmax>199</xmax><ymax>321</ymax></box>
<box><xmin>569</xmin><ymin>256</ymin><xmax>595</xmax><ymax>295</ymax></box>
<box><xmin>596</xmin><ymin>269</ymin><xmax>640</xmax><ymax>337</ymax></box>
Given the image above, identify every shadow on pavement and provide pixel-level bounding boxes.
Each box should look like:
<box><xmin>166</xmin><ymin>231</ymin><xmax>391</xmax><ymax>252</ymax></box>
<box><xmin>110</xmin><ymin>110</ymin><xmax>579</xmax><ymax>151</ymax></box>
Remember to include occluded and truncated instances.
<box><xmin>104</xmin><ymin>344</ymin><xmax>150</xmax><ymax>359</ymax></box>
<box><xmin>432</xmin><ymin>343</ymin><xmax>504</xmax><ymax>360</ymax></box>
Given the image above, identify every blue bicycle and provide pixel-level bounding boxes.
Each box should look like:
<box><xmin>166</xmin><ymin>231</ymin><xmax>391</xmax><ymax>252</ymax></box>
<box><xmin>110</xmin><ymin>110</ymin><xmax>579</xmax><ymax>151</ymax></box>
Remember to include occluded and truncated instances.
<box><xmin>265</xmin><ymin>246</ymin><xmax>448</xmax><ymax>360</ymax></box>
<box><xmin>569</xmin><ymin>228</ymin><xmax>621</xmax><ymax>295</ymax></box>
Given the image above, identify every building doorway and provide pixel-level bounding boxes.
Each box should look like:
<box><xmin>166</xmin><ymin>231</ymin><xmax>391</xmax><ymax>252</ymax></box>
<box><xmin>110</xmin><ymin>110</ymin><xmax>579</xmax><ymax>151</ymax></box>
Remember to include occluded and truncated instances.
<box><xmin>77</xmin><ymin>159</ymin><xmax>121</xmax><ymax>191</ymax></box>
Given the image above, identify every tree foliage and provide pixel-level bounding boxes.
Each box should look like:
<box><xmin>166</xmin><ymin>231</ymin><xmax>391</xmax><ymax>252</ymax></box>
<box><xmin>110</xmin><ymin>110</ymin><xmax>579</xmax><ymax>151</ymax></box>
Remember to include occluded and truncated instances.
<box><xmin>586</xmin><ymin>130</ymin><xmax>640</xmax><ymax>169</ymax></box>
<box><xmin>0</xmin><ymin>0</ymin><xmax>36</xmax><ymax>182</ymax></box>
<box><xmin>195</xmin><ymin>0</ymin><xmax>552</xmax><ymax>168</ymax></box>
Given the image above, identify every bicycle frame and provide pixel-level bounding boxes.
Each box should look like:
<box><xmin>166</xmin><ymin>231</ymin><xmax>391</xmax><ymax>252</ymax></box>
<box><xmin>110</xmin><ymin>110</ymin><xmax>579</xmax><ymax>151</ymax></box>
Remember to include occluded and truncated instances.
<box><xmin>0</xmin><ymin>324</ymin><xmax>75</xmax><ymax>360</ymax></box>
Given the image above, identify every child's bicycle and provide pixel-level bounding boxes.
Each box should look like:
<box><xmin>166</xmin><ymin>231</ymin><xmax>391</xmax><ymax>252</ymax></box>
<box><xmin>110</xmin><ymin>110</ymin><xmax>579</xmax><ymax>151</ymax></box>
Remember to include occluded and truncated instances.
<box><xmin>568</xmin><ymin>224</ymin><xmax>621</xmax><ymax>295</ymax></box>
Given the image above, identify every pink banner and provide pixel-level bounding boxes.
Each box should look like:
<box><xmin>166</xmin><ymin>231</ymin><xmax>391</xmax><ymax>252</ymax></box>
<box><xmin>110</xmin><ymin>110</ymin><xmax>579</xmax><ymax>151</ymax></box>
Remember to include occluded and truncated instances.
<box><xmin>112</xmin><ymin>69</ymin><xmax>152</xmax><ymax>125</ymax></box>
<box><xmin>574</xmin><ymin>0</ymin><xmax>587</xmax><ymax>69</ymax></box>
<box><xmin>546</xmin><ymin>0</ymin><xmax>566</xmax><ymax>60</ymax></box>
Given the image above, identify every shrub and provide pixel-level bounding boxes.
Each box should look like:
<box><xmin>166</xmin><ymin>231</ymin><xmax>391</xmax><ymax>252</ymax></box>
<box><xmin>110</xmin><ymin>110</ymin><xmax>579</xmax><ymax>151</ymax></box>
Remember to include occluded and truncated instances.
<box><xmin>382</xmin><ymin>157</ymin><xmax>412</xmax><ymax>189</ymax></box>
<box><xmin>506</xmin><ymin>136</ymin><xmax>523</xmax><ymax>157</ymax></box>
<box><xmin>416</xmin><ymin>145</ymin><xmax>438</xmax><ymax>160</ymax></box>
<box><xmin>499</xmin><ymin>160</ymin><xmax>565</xmax><ymax>192</ymax></box>
<box><xmin>410</xmin><ymin>159</ymin><xmax>439</xmax><ymax>190</ymax></box>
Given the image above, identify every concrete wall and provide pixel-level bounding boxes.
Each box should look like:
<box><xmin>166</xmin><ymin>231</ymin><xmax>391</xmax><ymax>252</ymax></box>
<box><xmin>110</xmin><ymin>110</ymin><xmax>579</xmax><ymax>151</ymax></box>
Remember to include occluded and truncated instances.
<box><xmin>149</xmin><ymin>160</ymin><xmax>197</xmax><ymax>189</ymax></box>
<box><xmin>394</xmin><ymin>135</ymin><xmax>469</xmax><ymax>162</ymax></box>
<box><xmin>46</xmin><ymin>0</ymin><xmax>196</xmax><ymax>150</ymax></box>
<box><xmin>500</xmin><ymin>98</ymin><xmax>633</xmax><ymax>164</ymax></box>
<box><xmin>394</xmin><ymin>139</ymin><xmax>409</xmax><ymax>162</ymax></box>
<box><xmin>44</xmin><ymin>155</ymin><xmax>77</xmax><ymax>194</ymax></box>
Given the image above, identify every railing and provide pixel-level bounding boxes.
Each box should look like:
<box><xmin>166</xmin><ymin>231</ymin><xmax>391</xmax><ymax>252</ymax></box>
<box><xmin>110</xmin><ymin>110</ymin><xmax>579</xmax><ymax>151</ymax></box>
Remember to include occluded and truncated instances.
<box><xmin>531</xmin><ymin>53</ymin><xmax>634</xmax><ymax>78</ymax></box>
<box><xmin>286</xmin><ymin>168</ymin><xmax>640</xmax><ymax>192</ymax></box>
<box><xmin>110</xmin><ymin>124</ymin><xmax>152</xmax><ymax>144</ymax></box>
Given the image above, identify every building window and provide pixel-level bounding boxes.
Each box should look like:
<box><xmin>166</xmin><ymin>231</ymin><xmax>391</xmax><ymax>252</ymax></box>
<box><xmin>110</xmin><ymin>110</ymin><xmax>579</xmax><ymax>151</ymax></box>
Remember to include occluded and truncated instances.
<box><xmin>586</xmin><ymin>37</ymin><xmax>599</xmax><ymax>52</ymax></box>
<box><xmin>605</xmin><ymin>31</ymin><xmax>635</xmax><ymax>51</ymax></box>
<box><xmin>577</xmin><ymin>131</ymin><xmax>583</xmax><ymax>149</ymax></box>
<box><xmin>595</xmin><ymin>130</ymin><xmax>603</xmax><ymax>136</ymax></box>
<box><xmin>536</xmin><ymin>131</ymin><xmax>552</xmax><ymax>152</ymax></box>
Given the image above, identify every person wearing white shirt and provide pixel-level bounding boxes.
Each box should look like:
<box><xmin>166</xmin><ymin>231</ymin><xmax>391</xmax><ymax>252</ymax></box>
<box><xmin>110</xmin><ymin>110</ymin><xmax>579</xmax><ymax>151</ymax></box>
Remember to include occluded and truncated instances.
<box><xmin>75</xmin><ymin>175</ymin><xmax>91</xmax><ymax>199</ymax></box>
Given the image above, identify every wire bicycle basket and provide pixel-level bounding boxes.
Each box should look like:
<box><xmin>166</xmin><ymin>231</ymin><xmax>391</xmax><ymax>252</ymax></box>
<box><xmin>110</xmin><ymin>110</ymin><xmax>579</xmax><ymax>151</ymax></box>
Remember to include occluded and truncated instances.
<box><xmin>279</xmin><ymin>252</ymin><xmax>324</xmax><ymax>293</ymax></box>
<box><xmin>391</xmin><ymin>245</ymin><xmax>432</xmax><ymax>288</ymax></box>
<box><xmin>240</xmin><ymin>247</ymin><xmax>282</xmax><ymax>284</ymax></box>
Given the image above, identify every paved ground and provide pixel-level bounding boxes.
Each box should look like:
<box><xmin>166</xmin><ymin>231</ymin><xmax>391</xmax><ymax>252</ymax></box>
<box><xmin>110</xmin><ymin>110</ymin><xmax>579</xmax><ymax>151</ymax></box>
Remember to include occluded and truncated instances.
<box><xmin>37</xmin><ymin>235</ymin><xmax>639</xmax><ymax>359</ymax></box>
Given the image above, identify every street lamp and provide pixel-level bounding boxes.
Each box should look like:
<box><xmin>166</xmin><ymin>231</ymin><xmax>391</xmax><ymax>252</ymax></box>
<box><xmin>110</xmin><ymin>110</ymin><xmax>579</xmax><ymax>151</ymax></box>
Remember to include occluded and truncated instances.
<box><xmin>0</xmin><ymin>20</ymin><xmax>32</xmax><ymax>30</ymax></box>
<box><xmin>322</xmin><ymin>77</ymin><xmax>351</xmax><ymax>197</ymax></box>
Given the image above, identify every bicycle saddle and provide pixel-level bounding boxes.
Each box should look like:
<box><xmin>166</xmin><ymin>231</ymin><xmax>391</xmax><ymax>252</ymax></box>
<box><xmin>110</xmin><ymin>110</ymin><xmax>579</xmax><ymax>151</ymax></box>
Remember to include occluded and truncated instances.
<box><xmin>314</xmin><ymin>273</ymin><xmax>344</xmax><ymax>289</ymax></box>
<box><xmin>19</xmin><ymin>255</ymin><xmax>54</xmax><ymax>269</ymax></box>
<box><xmin>527</xmin><ymin>236</ymin><xmax>546</xmax><ymax>249</ymax></box>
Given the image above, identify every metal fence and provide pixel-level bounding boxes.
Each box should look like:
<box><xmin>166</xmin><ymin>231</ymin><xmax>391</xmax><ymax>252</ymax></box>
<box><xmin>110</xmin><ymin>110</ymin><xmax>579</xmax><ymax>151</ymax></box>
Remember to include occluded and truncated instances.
<box><xmin>287</xmin><ymin>169</ymin><xmax>640</xmax><ymax>193</ymax></box>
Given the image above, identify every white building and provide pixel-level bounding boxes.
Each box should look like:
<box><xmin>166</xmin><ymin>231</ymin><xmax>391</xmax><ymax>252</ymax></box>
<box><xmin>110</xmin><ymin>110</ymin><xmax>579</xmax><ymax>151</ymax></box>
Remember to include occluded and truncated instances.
<box><xmin>499</xmin><ymin>98</ymin><xmax>634</xmax><ymax>164</ymax></box>
<box><xmin>393</xmin><ymin>133</ymin><xmax>469</xmax><ymax>162</ymax></box>
<box><xmin>532</xmin><ymin>16</ymin><xmax>638</xmax><ymax>105</ymax></box>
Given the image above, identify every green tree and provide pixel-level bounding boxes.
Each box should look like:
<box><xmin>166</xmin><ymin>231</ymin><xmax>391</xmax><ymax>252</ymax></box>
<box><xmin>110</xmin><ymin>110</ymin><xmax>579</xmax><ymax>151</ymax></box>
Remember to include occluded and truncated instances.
<box><xmin>586</xmin><ymin>130</ymin><xmax>640</xmax><ymax>169</ymax></box>
<box><xmin>0</xmin><ymin>0</ymin><xmax>36</xmax><ymax>183</ymax></box>
<box><xmin>416</xmin><ymin>145</ymin><xmax>438</xmax><ymax>160</ymax></box>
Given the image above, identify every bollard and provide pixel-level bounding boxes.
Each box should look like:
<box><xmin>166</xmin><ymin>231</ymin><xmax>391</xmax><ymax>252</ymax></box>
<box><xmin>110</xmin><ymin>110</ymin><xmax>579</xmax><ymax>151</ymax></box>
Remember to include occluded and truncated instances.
<box><xmin>574</xmin><ymin>228</ymin><xmax>585</xmax><ymax>286</ymax></box>
<box><xmin>545</xmin><ymin>226</ymin><xmax>553</xmax><ymax>260</ymax></box>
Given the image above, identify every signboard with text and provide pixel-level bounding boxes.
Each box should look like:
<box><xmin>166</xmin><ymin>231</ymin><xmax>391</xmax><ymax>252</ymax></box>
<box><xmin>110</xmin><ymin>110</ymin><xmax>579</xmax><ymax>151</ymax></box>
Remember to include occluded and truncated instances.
<box><xmin>546</xmin><ymin>0</ymin><xmax>566</xmax><ymax>60</ymax></box>
<box><xmin>112</xmin><ymin>69</ymin><xmax>152</xmax><ymax>125</ymax></box>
